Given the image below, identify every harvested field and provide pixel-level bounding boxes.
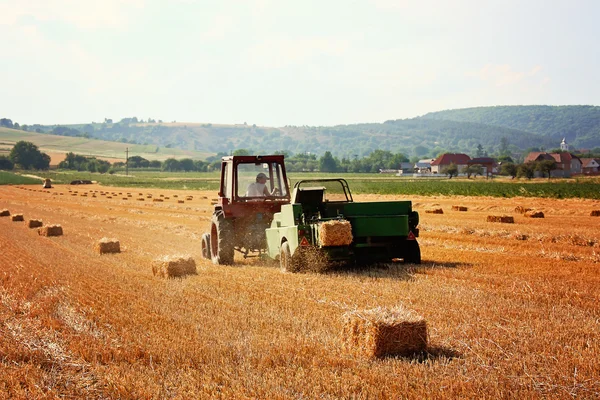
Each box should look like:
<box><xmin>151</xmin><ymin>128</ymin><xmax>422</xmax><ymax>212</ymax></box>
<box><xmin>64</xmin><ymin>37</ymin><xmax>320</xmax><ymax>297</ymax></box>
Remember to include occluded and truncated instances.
<box><xmin>1</xmin><ymin>185</ymin><xmax>599</xmax><ymax>398</ymax></box>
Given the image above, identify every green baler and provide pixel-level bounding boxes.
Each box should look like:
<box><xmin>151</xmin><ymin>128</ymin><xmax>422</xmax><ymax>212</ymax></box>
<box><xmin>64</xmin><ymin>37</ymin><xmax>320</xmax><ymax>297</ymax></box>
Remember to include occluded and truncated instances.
<box><xmin>266</xmin><ymin>179</ymin><xmax>420</xmax><ymax>272</ymax></box>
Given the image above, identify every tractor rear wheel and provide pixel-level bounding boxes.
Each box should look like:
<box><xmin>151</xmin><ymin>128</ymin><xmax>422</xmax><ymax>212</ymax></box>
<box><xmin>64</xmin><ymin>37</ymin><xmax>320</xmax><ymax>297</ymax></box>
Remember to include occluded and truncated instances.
<box><xmin>280</xmin><ymin>242</ymin><xmax>300</xmax><ymax>273</ymax></box>
<box><xmin>210</xmin><ymin>211</ymin><xmax>234</xmax><ymax>265</ymax></box>
<box><xmin>404</xmin><ymin>240</ymin><xmax>421</xmax><ymax>264</ymax></box>
<box><xmin>201</xmin><ymin>233</ymin><xmax>211</xmax><ymax>259</ymax></box>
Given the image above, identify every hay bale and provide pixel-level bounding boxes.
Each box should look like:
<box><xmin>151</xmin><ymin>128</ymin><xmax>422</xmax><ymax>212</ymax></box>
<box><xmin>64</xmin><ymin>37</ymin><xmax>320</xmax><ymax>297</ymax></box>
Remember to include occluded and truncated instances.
<box><xmin>152</xmin><ymin>256</ymin><xmax>196</xmax><ymax>278</ymax></box>
<box><xmin>514</xmin><ymin>206</ymin><xmax>532</xmax><ymax>214</ymax></box>
<box><xmin>178</xmin><ymin>200</ymin><xmax>184</xmax><ymax>204</ymax></box>
<box><xmin>153</xmin><ymin>198</ymin><xmax>163</xmax><ymax>202</ymax></box>
<box><xmin>425</xmin><ymin>208</ymin><xmax>444</xmax><ymax>214</ymax></box>
<box><xmin>524</xmin><ymin>210</ymin><xmax>544</xmax><ymax>218</ymax></box>
<box><xmin>164</xmin><ymin>197</ymin><xmax>170</xmax><ymax>200</ymax></box>
<box><xmin>173</xmin><ymin>195</ymin><xmax>178</xmax><ymax>198</ymax></box>
<box><xmin>451</xmin><ymin>206</ymin><xmax>468</xmax><ymax>212</ymax></box>
<box><xmin>38</xmin><ymin>224</ymin><xmax>63</xmax><ymax>237</ymax></box>
<box><xmin>0</xmin><ymin>209</ymin><xmax>10</xmax><ymax>217</ymax></box>
<box><xmin>487</xmin><ymin>215</ymin><xmax>514</xmax><ymax>223</ymax></box>
<box><xmin>11</xmin><ymin>214</ymin><xmax>24</xmax><ymax>222</ymax></box>
<box><xmin>342</xmin><ymin>306</ymin><xmax>427</xmax><ymax>358</ymax></box>
<box><xmin>94</xmin><ymin>237</ymin><xmax>121</xmax><ymax>254</ymax></box>
<box><xmin>591</xmin><ymin>210</ymin><xmax>600</xmax><ymax>217</ymax></box>
<box><xmin>27</xmin><ymin>219</ymin><xmax>43</xmax><ymax>228</ymax></box>
<box><xmin>137</xmin><ymin>198</ymin><xmax>145</xmax><ymax>201</ymax></box>
<box><xmin>106</xmin><ymin>196</ymin><xmax>112</xmax><ymax>199</ymax></box>
<box><xmin>185</xmin><ymin>196</ymin><xmax>193</xmax><ymax>201</ymax></box>
<box><xmin>319</xmin><ymin>220</ymin><xmax>353</xmax><ymax>246</ymax></box>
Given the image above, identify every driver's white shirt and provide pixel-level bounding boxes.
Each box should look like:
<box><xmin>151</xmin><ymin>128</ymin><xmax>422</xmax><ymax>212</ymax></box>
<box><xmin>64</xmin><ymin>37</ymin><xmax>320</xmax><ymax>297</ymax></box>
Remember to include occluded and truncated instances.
<box><xmin>246</xmin><ymin>182</ymin><xmax>266</xmax><ymax>196</ymax></box>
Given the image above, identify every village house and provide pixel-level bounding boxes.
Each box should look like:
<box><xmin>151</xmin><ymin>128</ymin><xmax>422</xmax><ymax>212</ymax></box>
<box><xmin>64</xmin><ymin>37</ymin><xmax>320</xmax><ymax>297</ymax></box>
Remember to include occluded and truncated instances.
<box><xmin>467</xmin><ymin>157</ymin><xmax>498</xmax><ymax>176</ymax></box>
<box><xmin>524</xmin><ymin>151</ymin><xmax>583</xmax><ymax>178</ymax></box>
<box><xmin>430</xmin><ymin>153</ymin><xmax>471</xmax><ymax>174</ymax></box>
<box><xmin>413</xmin><ymin>159</ymin><xmax>435</xmax><ymax>173</ymax></box>
<box><xmin>581</xmin><ymin>158</ymin><xmax>600</xmax><ymax>174</ymax></box>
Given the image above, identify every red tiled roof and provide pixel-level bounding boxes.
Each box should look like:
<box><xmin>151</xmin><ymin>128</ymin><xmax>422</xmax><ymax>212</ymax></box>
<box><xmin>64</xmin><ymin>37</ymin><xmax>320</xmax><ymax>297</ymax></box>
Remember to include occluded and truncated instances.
<box><xmin>524</xmin><ymin>152</ymin><xmax>554</xmax><ymax>163</ymax></box>
<box><xmin>581</xmin><ymin>158</ymin><xmax>600</xmax><ymax>168</ymax></box>
<box><xmin>431</xmin><ymin>153</ymin><xmax>471</xmax><ymax>166</ymax></box>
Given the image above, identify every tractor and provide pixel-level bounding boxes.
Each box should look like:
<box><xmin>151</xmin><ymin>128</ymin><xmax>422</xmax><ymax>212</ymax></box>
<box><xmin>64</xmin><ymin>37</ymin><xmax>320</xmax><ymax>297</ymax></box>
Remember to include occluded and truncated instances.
<box><xmin>201</xmin><ymin>155</ymin><xmax>291</xmax><ymax>264</ymax></box>
<box><xmin>265</xmin><ymin>179</ymin><xmax>421</xmax><ymax>272</ymax></box>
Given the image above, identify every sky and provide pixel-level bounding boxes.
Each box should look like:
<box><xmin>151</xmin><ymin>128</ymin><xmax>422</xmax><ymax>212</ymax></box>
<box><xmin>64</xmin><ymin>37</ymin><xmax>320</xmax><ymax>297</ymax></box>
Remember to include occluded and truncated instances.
<box><xmin>1</xmin><ymin>0</ymin><xmax>599</xmax><ymax>127</ymax></box>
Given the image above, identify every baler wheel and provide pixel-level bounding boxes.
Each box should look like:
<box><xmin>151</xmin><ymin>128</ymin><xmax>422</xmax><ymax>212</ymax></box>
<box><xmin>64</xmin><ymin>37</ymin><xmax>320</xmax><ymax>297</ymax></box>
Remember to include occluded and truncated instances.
<box><xmin>404</xmin><ymin>240</ymin><xmax>421</xmax><ymax>264</ymax></box>
<box><xmin>201</xmin><ymin>233</ymin><xmax>211</xmax><ymax>259</ymax></box>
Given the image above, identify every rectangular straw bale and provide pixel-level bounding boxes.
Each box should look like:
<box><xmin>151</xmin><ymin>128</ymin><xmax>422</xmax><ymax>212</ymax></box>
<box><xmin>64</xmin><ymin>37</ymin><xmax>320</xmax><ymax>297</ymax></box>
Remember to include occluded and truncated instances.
<box><xmin>153</xmin><ymin>198</ymin><xmax>163</xmax><ymax>202</ymax></box>
<box><xmin>342</xmin><ymin>306</ymin><xmax>428</xmax><ymax>358</ymax></box>
<box><xmin>178</xmin><ymin>200</ymin><xmax>184</xmax><ymax>204</ymax></box>
<box><xmin>319</xmin><ymin>220</ymin><xmax>353</xmax><ymax>246</ymax></box>
<box><xmin>425</xmin><ymin>208</ymin><xmax>443</xmax><ymax>214</ymax></box>
<box><xmin>0</xmin><ymin>209</ymin><xmax>10</xmax><ymax>217</ymax></box>
<box><xmin>27</xmin><ymin>219</ymin><xmax>43</xmax><ymax>228</ymax></box>
<box><xmin>137</xmin><ymin>198</ymin><xmax>145</xmax><ymax>201</ymax></box>
<box><xmin>524</xmin><ymin>210</ymin><xmax>544</xmax><ymax>218</ymax></box>
<box><xmin>11</xmin><ymin>214</ymin><xmax>24</xmax><ymax>222</ymax></box>
<box><xmin>152</xmin><ymin>255</ymin><xmax>196</xmax><ymax>278</ymax></box>
<box><xmin>451</xmin><ymin>206</ymin><xmax>468</xmax><ymax>212</ymax></box>
<box><xmin>94</xmin><ymin>237</ymin><xmax>121</xmax><ymax>254</ymax></box>
<box><xmin>38</xmin><ymin>224</ymin><xmax>63</xmax><ymax>237</ymax></box>
<box><xmin>487</xmin><ymin>215</ymin><xmax>514</xmax><ymax>223</ymax></box>
<box><xmin>186</xmin><ymin>196</ymin><xmax>193</xmax><ymax>201</ymax></box>
<box><xmin>591</xmin><ymin>210</ymin><xmax>600</xmax><ymax>217</ymax></box>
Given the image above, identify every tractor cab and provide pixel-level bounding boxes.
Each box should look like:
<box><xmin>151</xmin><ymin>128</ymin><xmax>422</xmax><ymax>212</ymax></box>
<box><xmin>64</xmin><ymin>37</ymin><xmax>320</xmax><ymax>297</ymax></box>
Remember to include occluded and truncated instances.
<box><xmin>201</xmin><ymin>155</ymin><xmax>291</xmax><ymax>264</ymax></box>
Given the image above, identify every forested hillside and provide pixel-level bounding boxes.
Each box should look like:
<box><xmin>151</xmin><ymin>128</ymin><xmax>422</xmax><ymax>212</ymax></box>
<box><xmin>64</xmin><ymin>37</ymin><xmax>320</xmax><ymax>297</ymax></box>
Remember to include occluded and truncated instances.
<box><xmin>420</xmin><ymin>105</ymin><xmax>600</xmax><ymax>148</ymax></box>
<box><xmin>4</xmin><ymin>105</ymin><xmax>598</xmax><ymax>159</ymax></box>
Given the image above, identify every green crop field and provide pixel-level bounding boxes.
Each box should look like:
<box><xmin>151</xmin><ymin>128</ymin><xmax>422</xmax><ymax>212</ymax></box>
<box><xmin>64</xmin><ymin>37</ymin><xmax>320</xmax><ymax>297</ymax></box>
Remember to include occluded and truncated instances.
<box><xmin>10</xmin><ymin>169</ymin><xmax>600</xmax><ymax>199</ymax></box>
<box><xmin>0</xmin><ymin>172</ymin><xmax>44</xmax><ymax>185</ymax></box>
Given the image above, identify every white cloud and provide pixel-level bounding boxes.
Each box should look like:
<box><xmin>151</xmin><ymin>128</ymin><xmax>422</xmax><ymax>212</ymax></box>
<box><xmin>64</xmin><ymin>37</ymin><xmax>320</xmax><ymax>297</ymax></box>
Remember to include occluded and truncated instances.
<box><xmin>0</xmin><ymin>0</ymin><xmax>145</xmax><ymax>30</ymax></box>
<box><xmin>245</xmin><ymin>37</ymin><xmax>351</xmax><ymax>69</ymax></box>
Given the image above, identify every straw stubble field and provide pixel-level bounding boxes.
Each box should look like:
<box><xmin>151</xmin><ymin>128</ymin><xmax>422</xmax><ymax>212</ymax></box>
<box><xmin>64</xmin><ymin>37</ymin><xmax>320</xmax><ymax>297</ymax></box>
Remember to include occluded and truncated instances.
<box><xmin>0</xmin><ymin>184</ymin><xmax>599</xmax><ymax>398</ymax></box>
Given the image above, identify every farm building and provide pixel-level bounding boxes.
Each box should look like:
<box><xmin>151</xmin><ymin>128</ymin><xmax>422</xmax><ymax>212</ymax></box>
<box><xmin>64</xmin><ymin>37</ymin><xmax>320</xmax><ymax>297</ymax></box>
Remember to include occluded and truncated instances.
<box><xmin>430</xmin><ymin>153</ymin><xmax>471</xmax><ymax>174</ymax></box>
<box><xmin>414</xmin><ymin>159</ymin><xmax>435</xmax><ymax>173</ymax></box>
<box><xmin>581</xmin><ymin>158</ymin><xmax>600</xmax><ymax>174</ymax></box>
<box><xmin>524</xmin><ymin>152</ymin><xmax>582</xmax><ymax>177</ymax></box>
<box><xmin>467</xmin><ymin>157</ymin><xmax>498</xmax><ymax>176</ymax></box>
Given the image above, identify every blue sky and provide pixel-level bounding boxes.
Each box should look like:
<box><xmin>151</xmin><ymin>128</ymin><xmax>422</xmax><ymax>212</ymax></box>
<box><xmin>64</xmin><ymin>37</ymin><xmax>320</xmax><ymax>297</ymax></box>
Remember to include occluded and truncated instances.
<box><xmin>1</xmin><ymin>0</ymin><xmax>599</xmax><ymax>126</ymax></box>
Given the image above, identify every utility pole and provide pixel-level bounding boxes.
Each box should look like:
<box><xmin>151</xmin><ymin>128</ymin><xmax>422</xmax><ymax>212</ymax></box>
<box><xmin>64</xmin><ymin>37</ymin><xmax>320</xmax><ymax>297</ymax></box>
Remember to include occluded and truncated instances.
<box><xmin>126</xmin><ymin>147</ymin><xmax>129</xmax><ymax>176</ymax></box>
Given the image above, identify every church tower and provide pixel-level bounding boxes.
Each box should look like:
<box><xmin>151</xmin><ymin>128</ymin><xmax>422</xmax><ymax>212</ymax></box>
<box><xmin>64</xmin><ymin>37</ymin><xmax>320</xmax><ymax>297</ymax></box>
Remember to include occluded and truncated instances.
<box><xmin>560</xmin><ymin>137</ymin><xmax>569</xmax><ymax>151</ymax></box>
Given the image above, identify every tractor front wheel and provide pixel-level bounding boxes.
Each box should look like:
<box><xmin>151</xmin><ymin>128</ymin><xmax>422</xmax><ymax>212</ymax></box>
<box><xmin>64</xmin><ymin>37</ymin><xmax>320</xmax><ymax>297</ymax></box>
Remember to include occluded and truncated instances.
<box><xmin>404</xmin><ymin>240</ymin><xmax>421</xmax><ymax>264</ymax></box>
<box><xmin>201</xmin><ymin>233</ymin><xmax>211</xmax><ymax>259</ymax></box>
<box><xmin>210</xmin><ymin>211</ymin><xmax>234</xmax><ymax>265</ymax></box>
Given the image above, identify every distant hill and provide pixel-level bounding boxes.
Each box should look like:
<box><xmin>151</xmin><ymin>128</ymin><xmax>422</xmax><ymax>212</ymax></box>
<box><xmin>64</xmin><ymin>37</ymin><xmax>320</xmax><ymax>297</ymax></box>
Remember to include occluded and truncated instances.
<box><xmin>0</xmin><ymin>128</ymin><xmax>211</xmax><ymax>165</ymax></box>
<box><xmin>5</xmin><ymin>105</ymin><xmax>599</xmax><ymax>160</ymax></box>
<box><xmin>420</xmin><ymin>105</ymin><xmax>600</xmax><ymax>149</ymax></box>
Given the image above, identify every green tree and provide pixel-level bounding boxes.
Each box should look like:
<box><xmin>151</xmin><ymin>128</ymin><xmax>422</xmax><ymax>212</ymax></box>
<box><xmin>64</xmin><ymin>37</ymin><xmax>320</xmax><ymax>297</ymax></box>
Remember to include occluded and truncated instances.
<box><xmin>517</xmin><ymin>163</ymin><xmax>535</xmax><ymax>179</ymax></box>
<box><xmin>536</xmin><ymin>160</ymin><xmax>556</xmax><ymax>179</ymax></box>
<box><xmin>475</xmin><ymin>144</ymin><xmax>484</xmax><ymax>157</ymax></box>
<box><xmin>179</xmin><ymin>158</ymin><xmax>195</xmax><ymax>172</ymax></box>
<box><xmin>162</xmin><ymin>158</ymin><xmax>180</xmax><ymax>172</ymax></box>
<box><xmin>319</xmin><ymin>151</ymin><xmax>338</xmax><ymax>172</ymax></box>
<box><xmin>0</xmin><ymin>156</ymin><xmax>14</xmax><ymax>170</ymax></box>
<box><xmin>499</xmin><ymin>137</ymin><xmax>510</xmax><ymax>156</ymax></box>
<box><xmin>128</xmin><ymin>156</ymin><xmax>150</xmax><ymax>168</ymax></box>
<box><xmin>441</xmin><ymin>162</ymin><xmax>459</xmax><ymax>178</ymax></box>
<box><xmin>465</xmin><ymin>164</ymin><xmax>483</xmax><ymax>179</ymax></box>
<box><xmin>9</xmin><ymin>141</ymin><xmax>50</xmax><ymax>170</ymax></box>
<box><xmin>500</xmin><ymin>162</ymin><xmax>518</xmax><ymax>179</ymax></box>
<box><xmin>233</xmin><ymin>149</ymin><xmax>251</xmax><ymax>156</ymax></box>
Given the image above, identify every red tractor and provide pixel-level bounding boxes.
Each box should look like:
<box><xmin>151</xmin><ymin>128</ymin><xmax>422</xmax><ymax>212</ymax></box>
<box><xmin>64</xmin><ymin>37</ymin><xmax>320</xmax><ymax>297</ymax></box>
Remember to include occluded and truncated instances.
<box><xmin>201</xmin><ymin>155</ymin><xmax>291</xmax><ymax>264</ymax></box>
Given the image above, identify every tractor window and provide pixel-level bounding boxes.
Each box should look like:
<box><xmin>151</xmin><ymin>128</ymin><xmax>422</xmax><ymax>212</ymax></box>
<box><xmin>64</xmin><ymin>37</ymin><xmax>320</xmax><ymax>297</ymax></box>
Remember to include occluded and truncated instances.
<box><xmin>237</xmin><ymin>162</ymin><xmax>287</xmax><ymax>198</ymax></box>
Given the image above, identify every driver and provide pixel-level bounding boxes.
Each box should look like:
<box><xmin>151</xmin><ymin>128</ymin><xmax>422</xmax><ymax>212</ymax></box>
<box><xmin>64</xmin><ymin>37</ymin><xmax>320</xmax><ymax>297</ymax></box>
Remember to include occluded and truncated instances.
<box><xmin>246</xmin><ymin>173</ymin><xmax>278</xmax><ymax>196</ymax></box>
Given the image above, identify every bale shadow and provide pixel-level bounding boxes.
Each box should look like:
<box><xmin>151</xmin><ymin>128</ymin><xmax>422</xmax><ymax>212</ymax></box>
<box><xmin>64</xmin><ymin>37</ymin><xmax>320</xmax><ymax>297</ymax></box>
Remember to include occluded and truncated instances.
<box><xmin>328</xmin><ymin>260</ymin><xmax>471</xmax><ymax>281</ymax></box>
<box><xmin>386</xmin><ymin>346</ymin><xmax>462</xmax><ymax>363</ymax></box>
